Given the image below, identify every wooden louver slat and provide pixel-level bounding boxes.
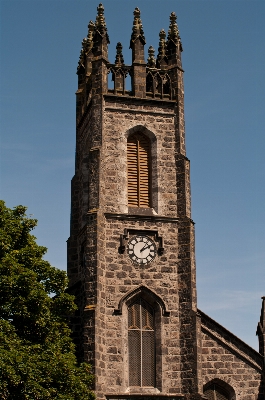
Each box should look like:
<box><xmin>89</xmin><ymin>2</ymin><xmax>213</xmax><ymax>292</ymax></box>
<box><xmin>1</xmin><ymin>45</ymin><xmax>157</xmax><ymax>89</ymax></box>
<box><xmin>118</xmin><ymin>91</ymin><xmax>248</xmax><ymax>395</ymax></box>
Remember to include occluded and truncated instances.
<box><xmin>127</xmin><ymin>133</ymin><xmax>151</xmax><ymax>207</ymax></box>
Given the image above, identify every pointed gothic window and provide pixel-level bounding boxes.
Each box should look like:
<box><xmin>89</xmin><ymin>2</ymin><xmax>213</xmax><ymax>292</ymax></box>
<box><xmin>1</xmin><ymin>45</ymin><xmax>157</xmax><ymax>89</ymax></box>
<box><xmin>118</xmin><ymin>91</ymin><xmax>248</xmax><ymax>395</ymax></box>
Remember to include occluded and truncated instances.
<box><xmin>204</xmin><ymin>383</ymin><xmax>235</xmax><ymax>400</ymax></box>
<box><xmin>146</xmin><ymin>73</ymin><xmax>154</xmax><ymax>94</ymax></box>
<box><xmin>127</xmin><ymin>133</ymin><xmax>151</xmax><ymax>208</ymax></box>
<box><xmin>128</xmin><ymin>299</ymin><xmax>155</xmax><ymax>387</ymax></box>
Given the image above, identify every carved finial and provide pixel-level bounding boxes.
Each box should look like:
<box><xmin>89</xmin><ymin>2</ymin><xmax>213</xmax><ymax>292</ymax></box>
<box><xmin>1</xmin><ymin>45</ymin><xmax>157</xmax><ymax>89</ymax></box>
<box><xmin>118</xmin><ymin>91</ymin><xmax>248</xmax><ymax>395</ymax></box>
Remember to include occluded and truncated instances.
<box><xmin>115</xmin><ymin>42</ymin><xmax>124</xmax><ymax>66</ymax></box>
<box><xmin>95</xmin><ymin>2</ymin><xmax>110</xmax><ymax>40</ymax></box>
<box><xmin>167</xmin><ymin>11</ymin><xmax>183</xmax><ymax>54</ymax></box>
<box><xmin>147</xmin><ymin>46</ymin><xmax>156</xmax><ymax>68</ymax></box>
<box><xmin>168</xmin><ymin>12</ymin><xmax>179</xmax><ymax>43</ymax></box>
<box><xmin>157</xmin><ymin>29</ymin><xmax>167</xmax><ymax>66</ymax></box>
<box><xmin>93</xmin><ymin>2</ymin><xmax>110</xmax><ymax>53</ymax></box>
<box><xmin>87</xmin><ymin>21</ymin><xmax>95</xmax><ymax>51</ymax></box>
<box><xmin>95</xmin><ymin>3</ymin><xmax>106</xmax><ymax>29</ymax></box>
<box><xmin>131</xmin><ymin>7</ymin><xmax>146</xmax><ymax>43</ymax></box>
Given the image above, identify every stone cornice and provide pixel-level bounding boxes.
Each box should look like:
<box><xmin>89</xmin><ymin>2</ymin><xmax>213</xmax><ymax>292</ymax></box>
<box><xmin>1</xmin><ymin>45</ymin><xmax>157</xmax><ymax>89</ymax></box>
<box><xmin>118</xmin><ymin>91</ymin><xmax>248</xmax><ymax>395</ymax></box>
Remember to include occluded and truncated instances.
<box><xmin>104</xmin><ymin>212</ymin><xmax>179</xmax><ymax>223</ymax></box>
<box><xmin>105</xmin><ymin>395</ymin><xmax>185</xmax><ymax>400</ymax></box>
<box><xmin>104</xmin><ymin>212</ymin><xmax>194</xmax><ymax>225</ymax></box>
<box><xmin>104</xmin><ymin>105</ymin><xmax>175</xmax><ymax>117</ymax></box>
<box><xmin>104</xmin><ymin>93</ymin><xmax>176</xmax><ymax>107</ymax></box>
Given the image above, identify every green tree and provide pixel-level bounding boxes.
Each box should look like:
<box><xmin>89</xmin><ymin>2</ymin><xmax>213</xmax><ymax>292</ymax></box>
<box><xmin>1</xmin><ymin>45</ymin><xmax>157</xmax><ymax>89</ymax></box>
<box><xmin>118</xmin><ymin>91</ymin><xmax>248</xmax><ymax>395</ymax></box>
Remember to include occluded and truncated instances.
<box><xmin>0</xmin><ymin>201</ymin><xmax>94</xmax><ymax>400</ymax></box>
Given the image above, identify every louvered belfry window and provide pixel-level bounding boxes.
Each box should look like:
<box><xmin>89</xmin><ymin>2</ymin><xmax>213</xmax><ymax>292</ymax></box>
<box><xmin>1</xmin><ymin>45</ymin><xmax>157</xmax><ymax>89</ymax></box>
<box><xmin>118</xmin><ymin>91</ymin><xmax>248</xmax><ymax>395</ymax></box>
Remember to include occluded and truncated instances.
<box><xmin>128</xmin><ymin>299</ymin><xmax>155</xmax><ymax>387</ymax></box>
<box><xmin>127</xmin><ymin>133</ymin><xmax>151</xmax><ymax>208</ymax></box>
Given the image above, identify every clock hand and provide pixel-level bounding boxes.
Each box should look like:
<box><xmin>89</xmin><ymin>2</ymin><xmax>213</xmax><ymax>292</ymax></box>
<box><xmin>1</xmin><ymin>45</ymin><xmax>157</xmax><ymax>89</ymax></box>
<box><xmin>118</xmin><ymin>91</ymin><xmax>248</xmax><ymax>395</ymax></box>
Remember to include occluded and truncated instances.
<box><xmin>140</xmin><ymin>243</ymin><xmax>152</xmax><ymax>253</ymax></box>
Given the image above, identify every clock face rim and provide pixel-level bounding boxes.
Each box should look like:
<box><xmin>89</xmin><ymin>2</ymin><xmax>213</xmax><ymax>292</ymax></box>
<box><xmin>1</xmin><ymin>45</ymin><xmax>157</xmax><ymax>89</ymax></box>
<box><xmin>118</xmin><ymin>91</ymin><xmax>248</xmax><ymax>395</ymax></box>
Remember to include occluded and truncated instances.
<box><xmin>127</xmin><ymin>234</ymin><xmax>157</xmax><ymax>265</ymax></box>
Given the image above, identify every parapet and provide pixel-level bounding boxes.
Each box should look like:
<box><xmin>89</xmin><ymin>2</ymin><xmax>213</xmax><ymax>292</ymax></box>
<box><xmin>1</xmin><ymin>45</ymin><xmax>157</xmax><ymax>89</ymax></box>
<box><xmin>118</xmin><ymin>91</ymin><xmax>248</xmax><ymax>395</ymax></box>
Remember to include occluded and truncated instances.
<box><xmin>76</xmin><ymin>4</ymin><xmax>183</xmax><ymax>122</ymax></box>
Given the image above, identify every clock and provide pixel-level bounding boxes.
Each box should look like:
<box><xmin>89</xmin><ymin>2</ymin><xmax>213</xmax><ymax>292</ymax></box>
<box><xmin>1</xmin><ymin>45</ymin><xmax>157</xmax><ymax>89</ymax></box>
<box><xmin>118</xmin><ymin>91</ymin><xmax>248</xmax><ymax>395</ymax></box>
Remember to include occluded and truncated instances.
<box><xmin>127</xmin><ymin>235</ymin><xmax>156</xmax><ymax>264</ymax></box>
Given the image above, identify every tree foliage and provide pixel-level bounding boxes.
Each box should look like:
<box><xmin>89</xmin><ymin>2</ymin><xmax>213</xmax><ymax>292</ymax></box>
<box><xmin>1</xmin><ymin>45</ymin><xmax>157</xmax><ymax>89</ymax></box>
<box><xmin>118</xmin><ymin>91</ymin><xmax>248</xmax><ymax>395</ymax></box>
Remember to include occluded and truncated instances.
<box><xmin>0</xmin><ymin>201</ymin><xmax>94</xmax><ymax>400</ymax></box>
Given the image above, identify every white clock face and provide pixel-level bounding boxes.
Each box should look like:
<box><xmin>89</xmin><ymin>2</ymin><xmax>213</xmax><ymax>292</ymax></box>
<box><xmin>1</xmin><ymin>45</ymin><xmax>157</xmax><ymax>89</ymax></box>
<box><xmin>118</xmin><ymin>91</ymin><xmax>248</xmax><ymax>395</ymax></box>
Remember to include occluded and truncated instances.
<box><xmin>127</xmin><ymin>235</ymin><xmax>156</xmax><ymax>265</ymax></box>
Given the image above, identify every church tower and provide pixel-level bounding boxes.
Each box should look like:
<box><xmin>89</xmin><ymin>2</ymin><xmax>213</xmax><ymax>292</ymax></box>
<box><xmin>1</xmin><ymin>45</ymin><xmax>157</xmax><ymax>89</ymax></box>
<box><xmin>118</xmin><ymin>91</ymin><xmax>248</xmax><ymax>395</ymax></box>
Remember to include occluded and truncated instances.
<box><xmin>67</xmin><ymin>4</ymin><xmax>202</xmax><ymax>399</ymax></box>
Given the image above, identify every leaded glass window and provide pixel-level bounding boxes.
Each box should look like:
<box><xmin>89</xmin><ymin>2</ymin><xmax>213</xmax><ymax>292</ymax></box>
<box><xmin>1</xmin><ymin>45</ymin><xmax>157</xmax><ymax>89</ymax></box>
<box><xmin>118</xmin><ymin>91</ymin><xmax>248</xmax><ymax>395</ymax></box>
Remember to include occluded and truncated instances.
<box><xmin>128</xmin><ymin>299</ymin><xmax>155</xmax><ymax>386</ymax></box>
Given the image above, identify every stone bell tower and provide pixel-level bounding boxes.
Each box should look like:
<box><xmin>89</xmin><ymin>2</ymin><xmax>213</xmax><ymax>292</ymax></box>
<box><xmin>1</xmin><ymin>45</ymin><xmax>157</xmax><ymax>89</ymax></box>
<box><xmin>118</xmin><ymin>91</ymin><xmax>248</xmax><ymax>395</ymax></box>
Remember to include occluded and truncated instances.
<box><xmin>67</xmin><ymin>4</ymin><xmax>202</xmax><ymax>400</ymax></box>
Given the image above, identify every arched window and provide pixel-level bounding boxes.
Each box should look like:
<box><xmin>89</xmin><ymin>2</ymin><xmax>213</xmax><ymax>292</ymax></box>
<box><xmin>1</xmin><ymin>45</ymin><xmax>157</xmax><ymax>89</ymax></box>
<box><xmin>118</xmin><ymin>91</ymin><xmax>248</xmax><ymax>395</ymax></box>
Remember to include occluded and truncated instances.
<box><xmin>128</xmin><ymin>299</ymin><xmax>155</xmax><ymax>387</ymax></box>
<box><xmin>127</xmin><ymin>133</ymin><xmax>151</xmax><ymax>208</ymax></box>
<box><xmin>204</xmin><ymin>382</ymin><xmax>235</xmax><ymax>400</ymax></box>
<box><xmin>146</xmin><ymin>72</ymin><xmax>154</xmax><ymax>94</ymax></box>
<box><xmin>163</xmin><ymin>74</ymin><xmax>171</xmax><ymax>96</ymax></box>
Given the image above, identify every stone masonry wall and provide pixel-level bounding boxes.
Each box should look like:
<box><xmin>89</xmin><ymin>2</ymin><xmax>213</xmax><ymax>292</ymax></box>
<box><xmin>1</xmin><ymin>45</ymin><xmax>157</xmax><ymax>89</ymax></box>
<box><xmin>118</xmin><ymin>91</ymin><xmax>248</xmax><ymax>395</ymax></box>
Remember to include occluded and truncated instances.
<box><xmin>199</xmin><ymin>311</ymin><xmax>263</xmax><ymax>400</ymax></box>
<box><xmin>68</xmin><ymin>88</ymin><xmax>199</xmax><ymax>398</ymax></box>
<box><xmin>70</xmin><ymin>31</ymin><xmax>199</xmax><ymax>397</ymax></box>
<box><xmin>90</xmin><ymin>213</ymin><xmax>198</xmax><ymax>399</ymax></box>
<box><xmin>102</xmin><ymin>95</ymin><xmax>178</xmax><ymax>217</ymax></box>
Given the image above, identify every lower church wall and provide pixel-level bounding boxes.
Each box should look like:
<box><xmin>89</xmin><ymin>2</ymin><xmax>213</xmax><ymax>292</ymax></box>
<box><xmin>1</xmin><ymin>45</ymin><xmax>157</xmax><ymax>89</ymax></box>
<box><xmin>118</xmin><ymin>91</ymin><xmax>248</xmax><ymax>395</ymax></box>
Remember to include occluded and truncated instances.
<box><xmin>199</xmin><ymin>311</ymin><xmax>263</xmax><ymax>400</ymax></box>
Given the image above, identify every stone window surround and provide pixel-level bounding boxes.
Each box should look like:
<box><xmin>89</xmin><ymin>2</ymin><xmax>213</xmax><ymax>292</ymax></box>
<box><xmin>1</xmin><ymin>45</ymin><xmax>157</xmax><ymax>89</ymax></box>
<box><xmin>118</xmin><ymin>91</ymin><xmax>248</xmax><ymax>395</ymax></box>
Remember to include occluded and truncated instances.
<box><xmin>203</xmin><ymin>378</ymin><xmax>236</xmax><ymax>400</ymax></box>
<box><xmin>125</xmin><ymin>125</ymin><xmax>158</xmax><ymax>215</ymax></box>
<box><xmin>116</xmin><ymin>286</ymin><xmax>170</xmax><ymax>393</ymax></box>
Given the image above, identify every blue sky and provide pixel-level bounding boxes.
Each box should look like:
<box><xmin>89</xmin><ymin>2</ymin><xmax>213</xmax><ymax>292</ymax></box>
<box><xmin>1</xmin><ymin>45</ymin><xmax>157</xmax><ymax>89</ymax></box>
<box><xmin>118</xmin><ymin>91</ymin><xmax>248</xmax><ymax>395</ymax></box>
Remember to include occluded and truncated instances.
<box><xmin>1</xmin><ymin>0</ymin><xmax>265</xmax><ymax>350</ymax></box>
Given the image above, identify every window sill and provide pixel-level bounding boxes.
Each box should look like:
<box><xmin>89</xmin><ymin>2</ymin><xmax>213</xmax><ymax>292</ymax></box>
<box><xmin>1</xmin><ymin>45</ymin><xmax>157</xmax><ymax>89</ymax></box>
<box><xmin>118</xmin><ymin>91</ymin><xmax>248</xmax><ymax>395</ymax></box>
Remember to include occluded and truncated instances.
<box><xmin>128</xmin><ymin>207</ymin><xmax>157</xmax><ymax>216</ymax></box>
<box><xmin>125</xmin><ymin>387</ymin><xmax>160</xmax><ymax>394</ymax></box>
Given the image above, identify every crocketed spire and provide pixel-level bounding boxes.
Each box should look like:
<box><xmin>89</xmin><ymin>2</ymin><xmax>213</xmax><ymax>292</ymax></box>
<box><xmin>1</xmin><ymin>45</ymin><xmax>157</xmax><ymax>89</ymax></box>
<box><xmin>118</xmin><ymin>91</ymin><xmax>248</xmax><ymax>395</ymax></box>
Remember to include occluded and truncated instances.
<box><xmin>167</xmin><ymin>11</ymin><xmax>183</xmax><ymax>52</ymax></box>
<box><xmin>157</xmin><ymin>29</ymin><xmax>167</xmax><ymax>67</ymax></box>
<box><xmin>87</xmin><ymin>20</ymin><xmax>95</xmax><ymax>52</ymax></box>
<box><xmin>77</xmin><ymin>21</ymin><xmax>95</xmax><ymax>72</ymax></box>
<box><xmin>167</xmin><ymin>12</ymin><xmax>180</xmax><ymax>43</ymax></box>
<box><xmin>147</xmin><ymin>46</ymin><xmax>156</xmax><ymax>68</ymax></box>
<box><xmin>130</xmin><ymin>7</ymin><xmax>146</xmax><ymax>46</ymax></box>
<box><xmin>93</xmin><ymin>3</ymin><xmax>109</xmax><ymax>58</ymax></box>
<box><xmin>95</xmin><ymin>3</ymin><xmax>107</xmax><ymax>32</ymax></box>
<box><xmin>115</xmin><ymin>42</ymin><xmax>124</xmax><ymax>66</ymax></box>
